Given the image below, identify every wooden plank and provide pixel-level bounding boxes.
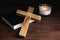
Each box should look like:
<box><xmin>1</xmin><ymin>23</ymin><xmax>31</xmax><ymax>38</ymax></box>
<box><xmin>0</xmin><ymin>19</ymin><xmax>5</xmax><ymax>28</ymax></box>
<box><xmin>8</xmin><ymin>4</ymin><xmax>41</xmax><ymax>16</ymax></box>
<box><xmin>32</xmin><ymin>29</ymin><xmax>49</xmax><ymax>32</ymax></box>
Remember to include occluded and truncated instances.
<box><xmin>19</xmin><ymin>7</ymin><xmax>34</xmax><ymax>37</ymax></box>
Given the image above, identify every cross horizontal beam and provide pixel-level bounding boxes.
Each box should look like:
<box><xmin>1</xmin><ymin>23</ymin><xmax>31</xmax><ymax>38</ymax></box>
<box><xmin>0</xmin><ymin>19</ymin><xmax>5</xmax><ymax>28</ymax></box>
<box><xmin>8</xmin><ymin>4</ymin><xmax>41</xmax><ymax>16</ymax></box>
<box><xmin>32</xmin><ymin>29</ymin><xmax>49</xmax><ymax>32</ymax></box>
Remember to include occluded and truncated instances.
<box><xmin>16</xmin><ymin>9</ymin><xmax>41</xmax><ymax>21</ymax></box>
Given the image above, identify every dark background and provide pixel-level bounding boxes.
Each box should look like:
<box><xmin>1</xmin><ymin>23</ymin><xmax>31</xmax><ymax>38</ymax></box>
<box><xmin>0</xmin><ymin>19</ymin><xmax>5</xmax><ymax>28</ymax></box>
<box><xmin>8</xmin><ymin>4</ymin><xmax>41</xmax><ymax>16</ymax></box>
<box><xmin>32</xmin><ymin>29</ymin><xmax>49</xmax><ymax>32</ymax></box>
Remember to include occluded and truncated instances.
<box><xmin>0</xmin><ymin>0</ymin><xmax>60</xmax><ymax>16</ymax></box>
<box><xmin>0</xmin><ymin>0</ymin><xmax>60</xmax><ymax>40</ymax></box>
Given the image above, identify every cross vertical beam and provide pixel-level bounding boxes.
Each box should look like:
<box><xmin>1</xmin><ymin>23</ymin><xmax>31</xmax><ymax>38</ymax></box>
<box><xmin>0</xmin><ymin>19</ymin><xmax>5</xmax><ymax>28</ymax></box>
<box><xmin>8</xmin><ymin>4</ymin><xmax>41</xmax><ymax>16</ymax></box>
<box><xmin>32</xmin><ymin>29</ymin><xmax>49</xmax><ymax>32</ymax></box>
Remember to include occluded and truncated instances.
<box><xmin>19</xmin><ymin>7</ymin><xmax>34</xmax><ymax>37</ymax></box>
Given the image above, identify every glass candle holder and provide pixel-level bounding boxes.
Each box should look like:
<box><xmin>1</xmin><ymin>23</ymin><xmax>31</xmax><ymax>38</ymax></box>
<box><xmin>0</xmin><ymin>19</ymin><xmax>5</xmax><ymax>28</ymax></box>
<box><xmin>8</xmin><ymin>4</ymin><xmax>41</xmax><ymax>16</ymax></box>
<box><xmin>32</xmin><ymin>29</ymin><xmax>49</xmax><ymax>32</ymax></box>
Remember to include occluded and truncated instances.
<box><xmin>39</xmin><ymin>4</ymin><xmax>52</xmax><ymax>15</ymax></box>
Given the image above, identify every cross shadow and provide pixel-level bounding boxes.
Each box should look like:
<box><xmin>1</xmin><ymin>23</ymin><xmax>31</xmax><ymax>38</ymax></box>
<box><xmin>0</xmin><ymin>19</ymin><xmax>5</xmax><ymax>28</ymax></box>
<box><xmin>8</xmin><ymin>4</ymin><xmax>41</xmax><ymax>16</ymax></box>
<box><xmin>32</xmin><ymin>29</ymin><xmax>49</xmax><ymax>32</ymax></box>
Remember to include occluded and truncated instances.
<box><xmin>15</xmin><ymin>28</ymin><xmax>25</xmax><ymax>39</ymax></box>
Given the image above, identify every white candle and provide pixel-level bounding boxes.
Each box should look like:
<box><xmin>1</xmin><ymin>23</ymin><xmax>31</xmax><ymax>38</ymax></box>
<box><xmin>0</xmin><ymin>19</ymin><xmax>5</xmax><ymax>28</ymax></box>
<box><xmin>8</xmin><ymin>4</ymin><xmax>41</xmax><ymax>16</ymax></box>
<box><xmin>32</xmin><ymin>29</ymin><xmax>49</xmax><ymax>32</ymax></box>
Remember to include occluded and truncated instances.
<box><xmin>39</xmin><ymin>4</ymin><xmax>51</xmax><ymax>15</ymax></box>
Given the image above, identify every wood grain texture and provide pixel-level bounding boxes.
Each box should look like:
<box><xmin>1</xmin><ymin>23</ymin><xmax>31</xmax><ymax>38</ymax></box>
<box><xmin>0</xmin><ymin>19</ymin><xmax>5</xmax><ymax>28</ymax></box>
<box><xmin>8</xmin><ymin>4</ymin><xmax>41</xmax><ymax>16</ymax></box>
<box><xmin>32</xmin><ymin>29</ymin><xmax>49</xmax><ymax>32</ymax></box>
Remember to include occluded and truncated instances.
<box><xmin>19</xmin><ymin>16</ymin><xmax>31</xmax><ymax>37</ymax></box>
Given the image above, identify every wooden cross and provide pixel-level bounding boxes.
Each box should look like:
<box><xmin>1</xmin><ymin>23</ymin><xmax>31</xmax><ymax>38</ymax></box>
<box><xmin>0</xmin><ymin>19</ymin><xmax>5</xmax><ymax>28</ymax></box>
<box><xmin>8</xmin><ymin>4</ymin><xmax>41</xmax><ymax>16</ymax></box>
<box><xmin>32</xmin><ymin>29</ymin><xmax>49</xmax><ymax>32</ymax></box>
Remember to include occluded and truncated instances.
<box><xmin>16</xmin><ymin>7</ymin><xmax>41</xmax><ymax>37</ymax></box>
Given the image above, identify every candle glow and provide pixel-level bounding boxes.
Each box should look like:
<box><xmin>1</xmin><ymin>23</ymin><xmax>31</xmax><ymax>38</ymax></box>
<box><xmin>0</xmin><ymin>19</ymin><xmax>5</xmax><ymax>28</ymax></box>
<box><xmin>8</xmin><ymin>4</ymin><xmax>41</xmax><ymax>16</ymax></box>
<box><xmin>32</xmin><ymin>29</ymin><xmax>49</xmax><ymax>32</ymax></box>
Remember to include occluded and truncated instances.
<box><xmin>41</xmin><ymin>6</ymin><xmax>49</xmax><ymax>11</ymax></box>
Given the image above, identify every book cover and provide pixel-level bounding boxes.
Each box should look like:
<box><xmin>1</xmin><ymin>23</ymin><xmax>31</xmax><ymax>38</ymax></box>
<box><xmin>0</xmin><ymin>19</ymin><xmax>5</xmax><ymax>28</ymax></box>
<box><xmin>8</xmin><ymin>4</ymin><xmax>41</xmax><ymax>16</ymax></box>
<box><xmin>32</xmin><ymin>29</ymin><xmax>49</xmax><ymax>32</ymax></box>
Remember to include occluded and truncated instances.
<box><xmin>2</xmin><ymin>13</ymin><xmax>34</xmax><ymax>30</ymax></box>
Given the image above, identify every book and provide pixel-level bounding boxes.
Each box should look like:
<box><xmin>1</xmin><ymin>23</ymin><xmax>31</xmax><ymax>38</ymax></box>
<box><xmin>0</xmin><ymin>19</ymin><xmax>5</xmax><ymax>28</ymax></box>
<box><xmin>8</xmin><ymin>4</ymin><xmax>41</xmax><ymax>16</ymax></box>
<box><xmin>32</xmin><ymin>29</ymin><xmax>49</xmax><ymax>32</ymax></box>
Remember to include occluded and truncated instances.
<box><xmin>2</xmin><ymin>13</ymin><xmax>35</xmax><ymax>30</ymax></box>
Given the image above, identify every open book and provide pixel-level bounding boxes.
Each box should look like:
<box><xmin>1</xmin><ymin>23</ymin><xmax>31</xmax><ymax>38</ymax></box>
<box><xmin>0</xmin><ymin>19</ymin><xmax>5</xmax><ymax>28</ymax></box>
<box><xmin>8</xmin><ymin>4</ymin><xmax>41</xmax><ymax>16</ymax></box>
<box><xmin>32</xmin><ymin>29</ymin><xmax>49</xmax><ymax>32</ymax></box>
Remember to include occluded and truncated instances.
<box><xmin>2</xmin><ymin>13</ymin><xmax>35</xmax><ymax>30</ymax></box>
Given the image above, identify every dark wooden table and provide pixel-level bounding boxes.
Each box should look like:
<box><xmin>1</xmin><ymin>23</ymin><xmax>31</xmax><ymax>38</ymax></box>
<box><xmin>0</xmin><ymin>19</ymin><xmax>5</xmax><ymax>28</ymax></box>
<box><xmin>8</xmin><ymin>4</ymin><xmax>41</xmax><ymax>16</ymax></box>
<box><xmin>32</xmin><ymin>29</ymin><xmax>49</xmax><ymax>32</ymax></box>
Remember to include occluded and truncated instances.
<box><xmin>0</xmin><ymin>11</ymin><xmax>60</xmax><ymax>40</ymax></box>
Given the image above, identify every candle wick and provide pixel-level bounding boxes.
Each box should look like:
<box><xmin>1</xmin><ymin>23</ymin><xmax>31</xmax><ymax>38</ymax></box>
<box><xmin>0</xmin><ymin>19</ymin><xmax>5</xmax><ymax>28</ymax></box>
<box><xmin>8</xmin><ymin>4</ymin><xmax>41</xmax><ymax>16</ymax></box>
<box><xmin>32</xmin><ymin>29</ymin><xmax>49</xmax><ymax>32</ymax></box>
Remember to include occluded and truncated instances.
<box><xmin>42</xmin><ymin>4</ymin><xmax>46</xmax><ymax>6</ymax></box>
